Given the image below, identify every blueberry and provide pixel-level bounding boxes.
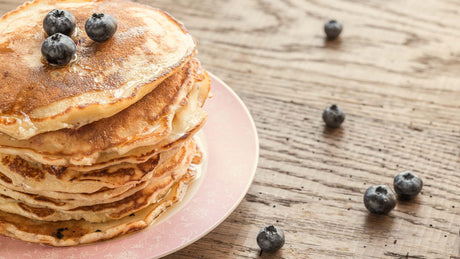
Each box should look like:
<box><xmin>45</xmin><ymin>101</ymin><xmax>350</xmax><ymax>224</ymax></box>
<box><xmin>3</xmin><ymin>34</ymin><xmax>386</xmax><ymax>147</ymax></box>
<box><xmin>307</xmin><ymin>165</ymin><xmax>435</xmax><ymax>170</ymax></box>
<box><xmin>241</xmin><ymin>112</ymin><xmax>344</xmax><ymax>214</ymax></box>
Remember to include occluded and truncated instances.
<box><xmin>324</xmin><ymin>20</ymin><xmax>342</xmax><ymax>40</ymax></box>
<box><xmin>393</xmin><ymin>171</ymin><xmax>423</xmax><ymax>200</ymax></box>
<box><xmin>322</xmin><ymin>104</ymin><xmax>345</xmax><ymax>128</ymax></box>
<box><xmin>256</xmin><ymin>225</ymin><xmax>285</xmax><ymax>252</ymax></box>
<box><xmin>43</xmin><ymin>9</ymin><xmax>76</xmax><ymax>36</ymax></box>
<box><xmin>363</xmin><ymin>185</ymin><xmax>396</xmax><ymax>214</ymax></box>
<box><xmin>85</xmin><ymin>13</ymin><xmax>117</xmax><ymax>42</ymax></box>
<box><xmin>41</xmin><ymin>33</ymin><xmax>76</xmax><ymax>65</ymax></box>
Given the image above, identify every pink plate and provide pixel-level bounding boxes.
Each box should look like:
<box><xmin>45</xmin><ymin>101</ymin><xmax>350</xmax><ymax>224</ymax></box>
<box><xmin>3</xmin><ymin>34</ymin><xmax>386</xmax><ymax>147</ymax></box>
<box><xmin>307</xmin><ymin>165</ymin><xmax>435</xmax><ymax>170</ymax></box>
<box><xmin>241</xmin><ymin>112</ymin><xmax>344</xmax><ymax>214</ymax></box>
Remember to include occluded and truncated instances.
<box><xmin>0</xmin><ymin>73</ymin><xmax>259</xmax><ymax>259</ymax></box>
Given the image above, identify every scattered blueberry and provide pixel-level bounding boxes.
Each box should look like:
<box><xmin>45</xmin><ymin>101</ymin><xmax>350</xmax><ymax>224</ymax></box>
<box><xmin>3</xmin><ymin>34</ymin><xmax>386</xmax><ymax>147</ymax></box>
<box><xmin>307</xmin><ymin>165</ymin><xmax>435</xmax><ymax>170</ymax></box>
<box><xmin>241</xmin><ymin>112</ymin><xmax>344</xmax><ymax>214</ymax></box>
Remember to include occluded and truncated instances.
<box><xmin>322</xmin><ymin>104</ymin><xmax>345</xmax><ymax>128</ymax></box>
<box><xmin>256</xmin><ymin>225</ymin><xmax>285</xmax><ymax>252</ymax></box>
<box><xmin>43</xmin><ymin>9</ymin><xmax>76</xmax><ymax>36</ymax></box>
<box><xmin>324</xmin><ymin>20</ymin><xmax>342</xmax><ymax>40</ymax></box>
<box><xmin>85</xmin><ymin>13</ymin><xmax>117</xmax><ymax>42</ymax></box>
<box><xmin>393</xmin><ymin>171</ymin><xmax>423</xmax><ymax>200</ymax></box>
<box><xmin>41</xmin><ymin>33</ymin><xmax>76</xmax><ymax>65</ymax></box>
<box><xmin>363</xmin><ymin>185</ymin><xmax>396</xmax><ymax>214</ymax></box>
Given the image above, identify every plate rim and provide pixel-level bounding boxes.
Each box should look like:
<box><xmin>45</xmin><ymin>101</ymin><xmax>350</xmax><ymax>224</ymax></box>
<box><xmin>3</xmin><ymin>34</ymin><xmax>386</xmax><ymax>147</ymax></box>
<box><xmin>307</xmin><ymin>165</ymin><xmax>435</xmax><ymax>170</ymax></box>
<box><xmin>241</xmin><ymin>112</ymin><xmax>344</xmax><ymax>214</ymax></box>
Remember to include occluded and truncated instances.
<box><xmin>156</xmin><ymin>72</ymin><xmax>259</xmax><ymax>258</ymax></box>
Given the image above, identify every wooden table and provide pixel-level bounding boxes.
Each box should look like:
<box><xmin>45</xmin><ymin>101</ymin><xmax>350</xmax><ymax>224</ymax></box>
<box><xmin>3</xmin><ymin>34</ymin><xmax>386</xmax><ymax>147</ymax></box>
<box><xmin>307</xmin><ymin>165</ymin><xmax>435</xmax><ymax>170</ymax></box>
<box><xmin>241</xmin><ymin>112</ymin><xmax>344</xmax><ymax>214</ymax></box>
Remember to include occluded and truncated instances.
<box><xmin>1</xmin><ymin>0</ymin><xmax>459</xmax><ymax>258</ymax></box>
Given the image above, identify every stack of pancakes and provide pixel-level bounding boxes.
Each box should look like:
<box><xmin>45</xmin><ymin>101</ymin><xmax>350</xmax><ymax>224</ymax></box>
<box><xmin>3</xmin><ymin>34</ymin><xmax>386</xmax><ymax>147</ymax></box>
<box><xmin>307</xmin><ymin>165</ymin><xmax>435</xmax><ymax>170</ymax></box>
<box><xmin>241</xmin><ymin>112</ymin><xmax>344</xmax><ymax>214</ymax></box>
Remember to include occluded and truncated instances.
<box><xmin>0</xmin><ymin>0</ymin><xmax>210</xmax><ymax>246</ymax></box>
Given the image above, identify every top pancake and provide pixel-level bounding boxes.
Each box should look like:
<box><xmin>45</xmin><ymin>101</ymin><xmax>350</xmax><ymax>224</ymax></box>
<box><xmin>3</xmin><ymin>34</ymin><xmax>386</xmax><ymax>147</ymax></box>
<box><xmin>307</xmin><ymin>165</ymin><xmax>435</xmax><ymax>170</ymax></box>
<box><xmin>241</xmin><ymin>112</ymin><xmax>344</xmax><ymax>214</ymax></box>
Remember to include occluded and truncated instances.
<box><xmin>0</xmin><ymin>0</ymin><xmax>196</xmax><ymax>139</ymax></box>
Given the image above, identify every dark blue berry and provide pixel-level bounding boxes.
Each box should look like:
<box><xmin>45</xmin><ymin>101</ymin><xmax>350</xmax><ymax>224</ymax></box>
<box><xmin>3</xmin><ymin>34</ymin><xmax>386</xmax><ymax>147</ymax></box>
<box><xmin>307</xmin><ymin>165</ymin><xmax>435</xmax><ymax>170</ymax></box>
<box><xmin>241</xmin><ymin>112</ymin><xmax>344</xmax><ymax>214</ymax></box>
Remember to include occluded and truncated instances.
<box><xmin>85</xmin><ymin>13</ymin><xmax>117</xmax><ymax>42</ymax></box>
<box><xmin>393</xmin><ymin>171</ymin><xmax>423</xmax><ymax>200</ymax></box>
<box><xmin>322</xmin><ymin>104</ymin><xmax>345</xmax><ymax>128</ymax></box>
<box><xmin>43</xmin><ymin>9</ymin><xmax>76</xmax><ymax>36</ymax></box>
<box><xmin>256</xmin><ymin>226</ymin><xmax>285</xmax><ymax>252</ymax></box>
<box><xmin>363</xmin><ymin>185</ymin><xmax>396</xmax><ymax>214</ymax></box>
<box><xmin>324</xmin><ymin>20</ymin><xmax>342</xmax><ymax>40</ymax></box>
<box><xmin>41</xmin><ymin>33</ymin><xmax>76</xmax><ymax>65</ymax></box>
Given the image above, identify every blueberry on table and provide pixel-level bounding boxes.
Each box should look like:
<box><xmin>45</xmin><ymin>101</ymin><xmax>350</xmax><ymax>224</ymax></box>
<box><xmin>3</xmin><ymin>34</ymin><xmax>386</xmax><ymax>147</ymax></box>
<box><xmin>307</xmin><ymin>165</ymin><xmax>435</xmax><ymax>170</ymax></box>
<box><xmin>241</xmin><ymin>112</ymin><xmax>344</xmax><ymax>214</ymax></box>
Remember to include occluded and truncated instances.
<box><xmin>41</xmin><ymin>33</ymin><xmax>76</xmax><ymax>66</ymax></box>
<box><xmin>363</xmin><ymin>185</ymin><xmax>396</xmax><ymax>214</ymax></box>
<box><xmin>393</xmin><ymin>171</ymin><xmax>423</xmax><ymax>200</ymax></box>
<box><xmin>322</xmin><ymin>104</ymin><xmax>345</xmax><ymax>128</ymax></box>
<box><xmin>257</xmin><ymin>225</ymin><xmax>285</xmax><ymax>252</ymax></box>
<box><xmin>324</xmin><ymin>20</ymin><xmax>342</xmax><ymax>40</ymax></box>
<box><xmin>43</xmin><ymin>9</ymin><xmax>76</xmax><ymax>36</ymax></box>
<box><xmin>85</xmin><ymin>13</ymin><xmax>117</xmax><ymax>42</ymax></box>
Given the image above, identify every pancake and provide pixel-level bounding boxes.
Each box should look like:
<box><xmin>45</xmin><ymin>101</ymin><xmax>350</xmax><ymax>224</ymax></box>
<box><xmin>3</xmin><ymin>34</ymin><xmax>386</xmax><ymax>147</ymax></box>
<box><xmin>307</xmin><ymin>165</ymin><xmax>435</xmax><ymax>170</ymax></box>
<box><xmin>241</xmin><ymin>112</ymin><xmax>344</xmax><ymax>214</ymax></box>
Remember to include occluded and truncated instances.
<box><xmin>0</xmin><ymin>139</ymin><xmax>193</xmax><ymax>195</ymax></box>
<box><xmin>0</xmin><ymin>59</ymin><xmax>210</xmax><ymax>166</ymax></box>
<box><xmin>0</xmin><ymin>171</ymin><xmax>147</xmax><ymax>202</ymax></box>
<box><xmin>0</xmin><ymin>178</ymin><xmax>150</xmax><ymax>207</ymax></box>
<box><xmin>0</xmin><ymin>139</ymin><xmax>197</xmax><ymax>222</ymax></box>
<box><xmin>0</xmin><ymin>169</ymin><xmax>195</xmax><ymax>246</ymax></box>
<box><xmin>0</xmin><ymin>0</ymin><xmax>196</xmax><ymax>139</ymax></box>
<box><xmin>0</xmin><ymin>154</ymin><xmax>160</xmax><ymax>194</ymax></box>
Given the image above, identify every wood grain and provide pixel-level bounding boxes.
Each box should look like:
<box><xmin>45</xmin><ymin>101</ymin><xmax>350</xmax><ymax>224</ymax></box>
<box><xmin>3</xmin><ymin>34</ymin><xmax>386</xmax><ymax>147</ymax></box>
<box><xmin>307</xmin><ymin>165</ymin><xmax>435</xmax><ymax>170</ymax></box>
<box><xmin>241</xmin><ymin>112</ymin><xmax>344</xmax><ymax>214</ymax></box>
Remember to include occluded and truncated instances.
<box><xmin>1</xmin><ymin>0</ymin><xmax>459</xmax><ymax>258</ymax></box>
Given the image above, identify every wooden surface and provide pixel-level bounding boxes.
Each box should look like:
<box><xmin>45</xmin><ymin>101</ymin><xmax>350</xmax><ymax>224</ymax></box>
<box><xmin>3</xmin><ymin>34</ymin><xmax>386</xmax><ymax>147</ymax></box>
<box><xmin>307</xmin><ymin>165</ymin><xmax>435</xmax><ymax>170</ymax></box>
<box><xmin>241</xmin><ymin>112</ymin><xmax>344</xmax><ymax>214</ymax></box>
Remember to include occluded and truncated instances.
<box><xmin>1</xmin><ymin>0</ymin><xmax>459</xmax><ymax>258</ymax></box>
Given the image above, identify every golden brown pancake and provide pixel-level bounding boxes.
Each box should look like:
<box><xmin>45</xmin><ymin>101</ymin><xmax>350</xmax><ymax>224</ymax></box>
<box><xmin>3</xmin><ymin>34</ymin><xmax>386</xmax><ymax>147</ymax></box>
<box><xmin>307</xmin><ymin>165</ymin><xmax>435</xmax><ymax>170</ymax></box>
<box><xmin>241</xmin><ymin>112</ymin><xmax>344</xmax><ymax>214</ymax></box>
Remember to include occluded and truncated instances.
<box><xmin>0</xmin><ymin>59</ymin><xmax>210</xmax><ymax>166</ymax></box>
<box><xmin>0</xmin><ymin>171</ymin><xmax>147</xmax><ymax>202</ymax></box>
<box><xmin>0</xmin><ymin>140</ymin><xmax>194</xmax><ymax>203</ymax></box>
<box><xmin>0</xmin><ymin>169</ymin><xmax>196</xmax><ymax>246</ymax></box>
<box><xmin>0</xmin><ymin>0</ymin><xmax>196</xmax><ymax>139</ymax></box>
<box><xmin>0</xmin><ymin>139</ymin><xmax>197</xmax><ymax>222</ymax></box>
<box><xmin>0</xmin><ymin>141</ymin><xmax>192</xmax><ymax>195</ymax></box>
